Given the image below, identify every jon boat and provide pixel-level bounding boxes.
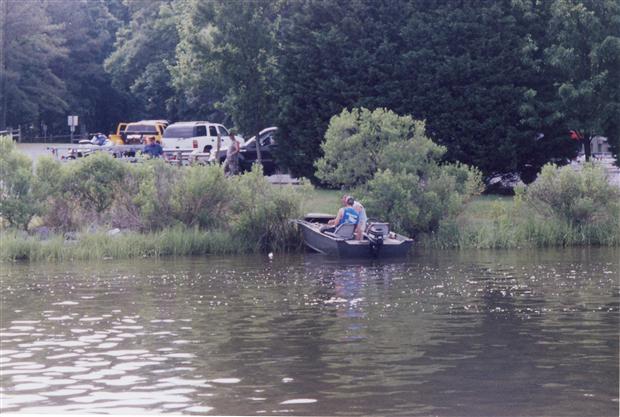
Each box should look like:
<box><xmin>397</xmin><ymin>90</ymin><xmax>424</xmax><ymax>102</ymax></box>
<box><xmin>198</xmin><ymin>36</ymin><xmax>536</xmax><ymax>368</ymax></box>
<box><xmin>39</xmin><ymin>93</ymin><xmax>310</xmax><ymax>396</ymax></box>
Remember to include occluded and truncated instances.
<box><xmin>295</xmin><ymin>213</ymin><xmax>413</xmax><ymax>257</ymax></box>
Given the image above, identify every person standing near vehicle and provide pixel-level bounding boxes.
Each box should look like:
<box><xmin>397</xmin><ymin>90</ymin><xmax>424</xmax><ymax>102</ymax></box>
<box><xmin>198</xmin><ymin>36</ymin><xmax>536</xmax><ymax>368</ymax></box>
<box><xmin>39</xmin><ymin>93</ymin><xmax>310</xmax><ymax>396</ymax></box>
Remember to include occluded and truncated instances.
<box><xmin>224</xmin><ymin>129</ymin><xmax>241</xmax><ymax>175</ymax></box>
<box><xmin>143</xmin><ymin>136</ymin><xmax>163</xmax><ymax>158</ymax></box>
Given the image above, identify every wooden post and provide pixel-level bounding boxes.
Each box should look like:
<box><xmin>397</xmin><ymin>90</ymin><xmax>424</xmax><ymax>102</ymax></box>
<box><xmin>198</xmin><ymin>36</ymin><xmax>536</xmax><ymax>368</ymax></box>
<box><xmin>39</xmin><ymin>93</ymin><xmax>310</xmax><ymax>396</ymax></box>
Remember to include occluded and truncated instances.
<box><xmin>255</xmin><ymin>128</ymin><xmax>262</xmax><ymax>165</ymax></box>
<box><xmin>584</xmin><ymin>135</ymin><xmax>592</xmax><ymax>162</ymax></box>
<box><xmin>215</xmin><ymin>133</ymin><xmax>221</xmax><ymax>164</ymax></box>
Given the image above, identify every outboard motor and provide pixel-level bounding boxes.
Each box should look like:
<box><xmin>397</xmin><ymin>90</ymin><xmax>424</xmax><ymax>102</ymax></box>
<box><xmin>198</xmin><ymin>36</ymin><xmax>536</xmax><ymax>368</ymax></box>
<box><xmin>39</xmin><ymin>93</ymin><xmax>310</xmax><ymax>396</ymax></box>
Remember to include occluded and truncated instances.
<box><xmin>367</xmin><ymin>223</ymin><xmax>389</xmax><ymax>257</ymax></box>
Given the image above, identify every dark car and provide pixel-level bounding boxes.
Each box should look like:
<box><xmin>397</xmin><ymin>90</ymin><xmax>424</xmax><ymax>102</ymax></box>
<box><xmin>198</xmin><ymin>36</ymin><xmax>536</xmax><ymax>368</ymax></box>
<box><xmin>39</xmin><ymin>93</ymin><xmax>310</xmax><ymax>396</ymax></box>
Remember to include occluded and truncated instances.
<box><xmin>218</xmin><ymin>127</ymin><xmax>279</xmax><ymax>175</ymax></box>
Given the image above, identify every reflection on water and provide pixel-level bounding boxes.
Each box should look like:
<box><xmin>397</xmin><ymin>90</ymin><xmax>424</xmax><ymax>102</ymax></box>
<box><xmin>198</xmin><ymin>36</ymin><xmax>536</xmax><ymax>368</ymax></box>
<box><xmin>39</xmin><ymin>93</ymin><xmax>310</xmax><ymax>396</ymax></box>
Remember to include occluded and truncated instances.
<box><xmin>1</xmin><ymin>248</ymin><xmax>618</xmax><ymax>415</ymax></box>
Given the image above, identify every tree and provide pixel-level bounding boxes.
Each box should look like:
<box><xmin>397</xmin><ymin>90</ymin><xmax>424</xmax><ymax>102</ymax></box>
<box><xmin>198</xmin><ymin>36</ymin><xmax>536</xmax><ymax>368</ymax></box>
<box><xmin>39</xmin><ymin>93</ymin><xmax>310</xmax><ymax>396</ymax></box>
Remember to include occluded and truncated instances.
<box><xmin>314</xmin><ymin>107</ymin><xmax>483</xmax><ymax>234</ymax></box>
<box><xmin>399</xmin><ymin>0</ymin><xmax>555</xmax><ymax>180</ymax></box>
<box><xmin>104</xmin><ymin>0</ymin><xmax>183</xmax><ymax>120</ymax></box>
<box><xmin>172</xmin><ymin>0</ymin><xmax>281</xmax><ymax>158</ymax></box>
<box><xmin>315</xmin><ymin>108</ymin><xmax>442</xmax><ymax>188</ymax></box>
<box><xmin>275</xmin><ymin>0</ymin><xmax>410</xmax><ymax>179</ymax></box>
<box><xmin>542</xmin><ymin>0</ymin><xmax>620</xmax><ymax>162</ymax></box>
<box><xmin>44</xmin><ymin>0</ymin><xmax>126</xmax><ymax>135</ymax></box>
<box><xmin>0</xmin><ymin>0</ymin><xmax>68</xmax><ymax>131</ymax></box>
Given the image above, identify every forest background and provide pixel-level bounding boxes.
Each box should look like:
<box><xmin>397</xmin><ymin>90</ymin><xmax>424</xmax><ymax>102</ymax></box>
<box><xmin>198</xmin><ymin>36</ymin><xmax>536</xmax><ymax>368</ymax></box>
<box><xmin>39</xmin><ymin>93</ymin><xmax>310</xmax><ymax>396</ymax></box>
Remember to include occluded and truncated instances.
<box><xmin>1</xmin><ymin>0</ymin><xmax>619</xmax><ymax>182</ymax></box>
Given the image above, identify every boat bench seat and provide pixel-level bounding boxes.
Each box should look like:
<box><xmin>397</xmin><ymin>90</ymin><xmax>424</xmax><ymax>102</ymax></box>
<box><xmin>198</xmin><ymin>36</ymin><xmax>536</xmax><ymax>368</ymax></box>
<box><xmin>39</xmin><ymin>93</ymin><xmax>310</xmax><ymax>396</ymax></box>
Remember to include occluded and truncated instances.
<box><xmin>325</xmin><ymin>223</ymin><xmax>356</xmax><ymax>240</ymax></box>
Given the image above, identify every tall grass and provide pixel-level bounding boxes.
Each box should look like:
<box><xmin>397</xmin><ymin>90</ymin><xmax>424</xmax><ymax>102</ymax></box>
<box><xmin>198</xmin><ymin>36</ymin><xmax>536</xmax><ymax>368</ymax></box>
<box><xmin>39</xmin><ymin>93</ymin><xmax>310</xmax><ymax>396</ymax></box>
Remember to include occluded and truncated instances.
<box><xmin>422</xmin><ymin>195</ymin><xmax>620</xmax><ymax>249</ymax></box>
<box><xmin>0</xmin><ymin>228</ymin><xmax>244</xmax><ymax>262</ymax></box>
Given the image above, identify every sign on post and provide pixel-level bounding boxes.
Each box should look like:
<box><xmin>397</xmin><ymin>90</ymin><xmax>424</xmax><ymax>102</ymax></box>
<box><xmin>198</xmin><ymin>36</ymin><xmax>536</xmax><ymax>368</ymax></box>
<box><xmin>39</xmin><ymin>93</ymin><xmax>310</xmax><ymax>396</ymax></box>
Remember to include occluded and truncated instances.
<box><xmin>68</xmin><ymin>115</ymin><xmax>79</xmax><ymax>131</ymax></box>
<box><xmin>68</xmin><ymin>115</ymin><xmax>79</xmax><ymax>142</ymax></box>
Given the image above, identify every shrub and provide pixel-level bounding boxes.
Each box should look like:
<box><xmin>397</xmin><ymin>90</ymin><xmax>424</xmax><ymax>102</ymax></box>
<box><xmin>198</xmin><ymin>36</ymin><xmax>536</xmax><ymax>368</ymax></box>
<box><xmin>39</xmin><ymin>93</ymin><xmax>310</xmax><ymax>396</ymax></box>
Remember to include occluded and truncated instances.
<box><xmin>112</xmin><ymin>160</ymin><xmax>181</xmax><ymax>231</ymax></box>
<box><xmin>315</xmin><ymin>108</ymin><xmax>425</xmax><ymax>188</ymax></box>
<box><xmin>524</xmin><ymin>163</ymin><xmax>620</xmax><ymax>227</ymax></box>
<box><xmin>230</xmin><ymin>165</ymin><xmax>307</xmax><ymax>252</ymax></box>
<box><xmin>32</xmin><ymin>156</ymin><xmax>81</xmax><ymax>230</ymax></box>
<box><xmin>519</xmin><ymin>163</ymin><xmax>620</xmax><ymax>245</ymax></box>
<box><xmin>0</xmin><ymin>136</ymin><xmax>38</xmax><ymax>229</ymax></box>
<box><xmin>170</xmin><ymin>164</ymin><xmax>232</xmax><ymax>228</ymax></box>
<box><xmin>363</xmin><ymin>163</ymin><xmax>483</xmax><ymax>235</ymax></box>
<box><xmin>66</xmin><ymin>152</ymin><xmax>126</xmax><ymax>214</ymax></box>
<box><xmin>314</xmin><ymin>108</ymin><xmax>483</xmax><ymax>235</ymax></box>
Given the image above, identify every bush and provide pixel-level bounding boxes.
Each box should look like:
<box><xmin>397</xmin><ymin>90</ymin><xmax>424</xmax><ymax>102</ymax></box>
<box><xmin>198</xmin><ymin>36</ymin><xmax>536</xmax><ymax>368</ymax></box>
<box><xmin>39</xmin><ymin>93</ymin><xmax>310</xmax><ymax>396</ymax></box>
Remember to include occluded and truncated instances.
<box><xmin>66</xmin><ymin>152</ymin><xmax>126</xmax><ymax>214</ymax></box>
<box><xmin>0</xmin><ymin>136</ymin><xmax>38</xmax><ymax>229</ymax></box>
<box><xmin>33</xmin><ymin>156</ymin><xmax>81</xmax><ymax>230</ymax></box>
<box><xmin>230</xmin><ymin>165</ymin><xmax>307</xmax><ymax>252</ymax></box>
<box><xmin>314</xmin><ymin>108</ymin><xmax>483</xmax><ymax>235</ymax></box>
<box><xmin>315</xmin><ymin>108</ymin><xmax>426</xmax><ymax>188</ymax></box>
<box><xmin>363</xmin><ymin>163</ymin><xmax>483</xmax><ymax>235</ymax></box>
<box><xmin>519</xmin><ymin>163</ymin><xmax>620</xmax><ymax>245</ymax></box>
<box><xmin>112</xmin><ymin>160</ymin><xmax>181</xmax><ymax>231</ymax></box>
<box><xmin>524</xmin><ymin>163</ymin><xmax>620</xmax><ymax>227</ymax></box>
<box><xmin>315</xmin><ymin>108</ymin><xmax>482</xmax><ymax>234</ymax></box>
<box><xmin>170</xmin><ymin>164</ymin><xmax>232</xmax><ymax>228</ymax></box>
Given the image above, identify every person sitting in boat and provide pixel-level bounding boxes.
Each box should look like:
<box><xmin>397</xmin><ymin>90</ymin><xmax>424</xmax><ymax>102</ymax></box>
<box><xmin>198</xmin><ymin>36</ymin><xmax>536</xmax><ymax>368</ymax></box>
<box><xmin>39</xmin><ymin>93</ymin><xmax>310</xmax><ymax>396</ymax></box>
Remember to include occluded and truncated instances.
<box><xmin>348</xmin><ymin>195</ymin><xmax>367</xmax><ymax>240</ymax></box>
<box><xmin>322</xmin><ymin>196</ymin><xmax>360</xmax><ymax>236</ymax></box>
<box><xmin>328</xmin><ymin>195</ymin><xmax>367</xmax><ymax>240</ymax></box>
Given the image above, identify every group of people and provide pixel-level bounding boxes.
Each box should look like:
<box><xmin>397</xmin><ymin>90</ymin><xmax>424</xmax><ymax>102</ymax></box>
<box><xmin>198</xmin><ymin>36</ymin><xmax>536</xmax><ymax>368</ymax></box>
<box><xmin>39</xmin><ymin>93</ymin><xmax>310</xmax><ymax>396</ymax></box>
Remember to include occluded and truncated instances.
<box><xmin>325</xmin><ymin>195</ymin><xmax>367</xmax><ymax>240</ymax></box>
<box><xmin>142</xmin><ymin>131</ymin><xmax>241</xmax><ymax>175</ymax></box>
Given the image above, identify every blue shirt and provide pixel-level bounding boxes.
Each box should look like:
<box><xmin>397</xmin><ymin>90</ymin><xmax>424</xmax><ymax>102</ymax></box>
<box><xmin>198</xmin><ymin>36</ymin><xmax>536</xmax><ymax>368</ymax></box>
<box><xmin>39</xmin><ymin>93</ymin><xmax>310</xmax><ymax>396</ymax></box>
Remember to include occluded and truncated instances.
<box><xmin>339</xmin><ymin>207</ymin><xmax>359</xmax><ymax>225</ymax></box>
<box><xmin>144</xmin><ymin>142</ymin><xmax>163</xmax><ymax>158</ymax></box>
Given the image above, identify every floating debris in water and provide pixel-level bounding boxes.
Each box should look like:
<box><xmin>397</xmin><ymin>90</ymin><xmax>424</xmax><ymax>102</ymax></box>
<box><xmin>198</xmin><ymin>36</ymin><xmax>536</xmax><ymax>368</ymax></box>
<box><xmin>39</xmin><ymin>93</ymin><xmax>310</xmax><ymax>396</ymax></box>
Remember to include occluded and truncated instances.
<box><xmin>280</xmin><ymin>398</ymin><xmax>317</xmax><ymax>404</ymax></box>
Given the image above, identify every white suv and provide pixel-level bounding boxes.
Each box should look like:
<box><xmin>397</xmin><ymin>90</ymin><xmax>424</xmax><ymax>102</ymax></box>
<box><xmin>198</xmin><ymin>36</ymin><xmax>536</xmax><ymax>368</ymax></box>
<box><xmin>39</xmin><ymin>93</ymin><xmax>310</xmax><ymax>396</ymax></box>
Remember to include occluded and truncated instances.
<box><xmin>162</xmin><ymin>121</ymin><xmax>243</xmax><ymax>153</ymax></box>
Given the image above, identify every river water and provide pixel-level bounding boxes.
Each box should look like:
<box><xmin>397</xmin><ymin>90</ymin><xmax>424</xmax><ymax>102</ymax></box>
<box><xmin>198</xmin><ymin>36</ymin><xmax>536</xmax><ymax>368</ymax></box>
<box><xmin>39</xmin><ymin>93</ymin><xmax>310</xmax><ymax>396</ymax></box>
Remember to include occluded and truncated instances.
<box><xmin>1</xmin><ymin>248</ymin><xmax>618</xmax><ymax>416</ymax></box>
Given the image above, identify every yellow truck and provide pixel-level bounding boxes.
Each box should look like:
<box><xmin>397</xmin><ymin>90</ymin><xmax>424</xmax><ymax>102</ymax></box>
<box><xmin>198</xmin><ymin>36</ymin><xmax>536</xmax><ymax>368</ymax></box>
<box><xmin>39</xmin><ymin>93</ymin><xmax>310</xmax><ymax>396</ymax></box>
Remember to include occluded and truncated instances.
<box><xmin>109</xmin><ymin>120</ymin><xmax>168</xmax><ymax>144</ymax></box>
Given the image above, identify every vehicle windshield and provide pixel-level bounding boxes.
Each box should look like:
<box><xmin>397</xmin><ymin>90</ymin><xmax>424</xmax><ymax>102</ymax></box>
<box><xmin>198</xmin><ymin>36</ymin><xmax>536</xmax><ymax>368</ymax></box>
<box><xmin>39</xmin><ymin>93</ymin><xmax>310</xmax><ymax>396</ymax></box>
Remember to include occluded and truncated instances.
<box><xmin>126</xmin><ymin>124</ymin><xmax>158</xmax><ymax>133</ymax></box>
<box><xmin>163</xmin><ymin>125</ymin><xmax>195</xmax><ymax>138</ymax></box>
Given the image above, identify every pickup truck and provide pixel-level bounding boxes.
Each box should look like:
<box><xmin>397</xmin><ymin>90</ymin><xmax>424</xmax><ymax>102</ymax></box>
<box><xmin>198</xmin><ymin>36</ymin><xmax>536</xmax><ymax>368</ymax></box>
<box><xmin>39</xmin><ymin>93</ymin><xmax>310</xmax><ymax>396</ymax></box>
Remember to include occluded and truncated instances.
<box><xmin>162</xmin><ymin>121</ymin><xmax>241</xmax><ymax>153</ymax></box>
<box><xmin>109</xmin><ymin>120</ymin><xmax>168</xmax><ymax>145</ymax></box>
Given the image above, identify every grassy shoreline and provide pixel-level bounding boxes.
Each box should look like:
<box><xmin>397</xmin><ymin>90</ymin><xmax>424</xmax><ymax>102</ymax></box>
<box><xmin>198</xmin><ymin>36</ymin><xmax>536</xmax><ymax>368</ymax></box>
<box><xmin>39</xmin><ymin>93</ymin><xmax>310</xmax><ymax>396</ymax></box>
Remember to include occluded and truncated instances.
<box><xmin>2</xmin><ymin>193</ymin><xmax>617</xmax><ymax>263</ymax></box>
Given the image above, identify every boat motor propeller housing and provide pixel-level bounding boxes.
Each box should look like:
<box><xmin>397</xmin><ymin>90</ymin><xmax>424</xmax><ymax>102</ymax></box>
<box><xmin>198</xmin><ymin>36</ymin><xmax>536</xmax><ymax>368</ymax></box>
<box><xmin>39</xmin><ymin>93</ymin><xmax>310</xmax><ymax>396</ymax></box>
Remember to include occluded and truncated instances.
<box><xmin>367</xmin><ymin>223</ymin><xmax>389</xmax><ymax>257</ymax></box>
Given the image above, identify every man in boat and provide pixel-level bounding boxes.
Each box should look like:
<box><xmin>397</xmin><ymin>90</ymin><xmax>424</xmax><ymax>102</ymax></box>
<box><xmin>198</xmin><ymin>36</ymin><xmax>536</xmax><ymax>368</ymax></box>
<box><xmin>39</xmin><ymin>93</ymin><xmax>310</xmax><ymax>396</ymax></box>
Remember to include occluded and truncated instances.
<box><xmin>349</xmin><ymin>196</ymin><xmax>367</xmax><ymax>240</ymax></box>
<box><xmin>329</xmin><ymin>195</ymin><xmax>367</xmax><ymax>240</ymax></box>
<box><xmin>322</xmin><ymin>196</ymin><xmax>360</xmax><ymax>237</ymax></box>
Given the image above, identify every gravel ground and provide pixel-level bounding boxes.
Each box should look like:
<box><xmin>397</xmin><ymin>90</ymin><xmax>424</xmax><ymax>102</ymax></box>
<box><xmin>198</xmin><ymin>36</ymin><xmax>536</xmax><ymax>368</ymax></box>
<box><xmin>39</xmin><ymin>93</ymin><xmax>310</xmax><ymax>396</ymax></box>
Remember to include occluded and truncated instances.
<box><xmin>16</xmin><ymin>143</ymin><xmax>73</xmax><ymax>160</ymax></box>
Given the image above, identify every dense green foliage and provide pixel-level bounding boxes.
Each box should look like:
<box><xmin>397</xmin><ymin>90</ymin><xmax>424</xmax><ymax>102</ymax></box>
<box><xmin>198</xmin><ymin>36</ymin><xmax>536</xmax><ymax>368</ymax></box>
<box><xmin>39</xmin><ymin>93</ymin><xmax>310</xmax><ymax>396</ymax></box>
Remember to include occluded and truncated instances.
<box><xmin>315</xmin><ymin>108</ymin><xmax>484</xmax><ymax>235</ymax></box>
<box><xmin>425</xmin><ymin>165</ymin><xmax>620</xmax><ymax>248</ymax></box>
<box><xmin>316</xmin><ymin>108</ymin><xmax>431</xmax><ymax>188</ymax></box>
<box><xmin>1</xmin><ymin>0</ymin><xmax>618</xmax><ymax>175</ymax></box>
<box><xmin>522</xmin><ymin>163</ymin><xmax>620</xmax><ymax>227</ymax></box>
<box><xmin>0</xmin><ymin>137</ymin><xmax>38</xmax><ymax>229</ymax></box>
<box><xmin>173</xmin><ymin>0</ymin><xmax>280</xmax><ymax>138</ymax></box>
<box><xmin>0</xmin><ymin>138</ymin><xmax>307</xmax><ymax>258</ymax></box>
<box><xmin>104</xmin><ymin>0</ymin><xmax>183</xmax><ymax>120</ymax></box>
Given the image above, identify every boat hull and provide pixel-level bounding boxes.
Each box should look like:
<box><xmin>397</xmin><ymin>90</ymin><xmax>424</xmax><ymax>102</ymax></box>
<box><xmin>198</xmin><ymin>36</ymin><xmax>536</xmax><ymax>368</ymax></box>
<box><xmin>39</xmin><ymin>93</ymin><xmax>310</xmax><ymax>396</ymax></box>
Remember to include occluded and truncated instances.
<box><xmin>296</xmin><ymin>219</ymin><xmax>413</xmax><ymax>258</ymax></box>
